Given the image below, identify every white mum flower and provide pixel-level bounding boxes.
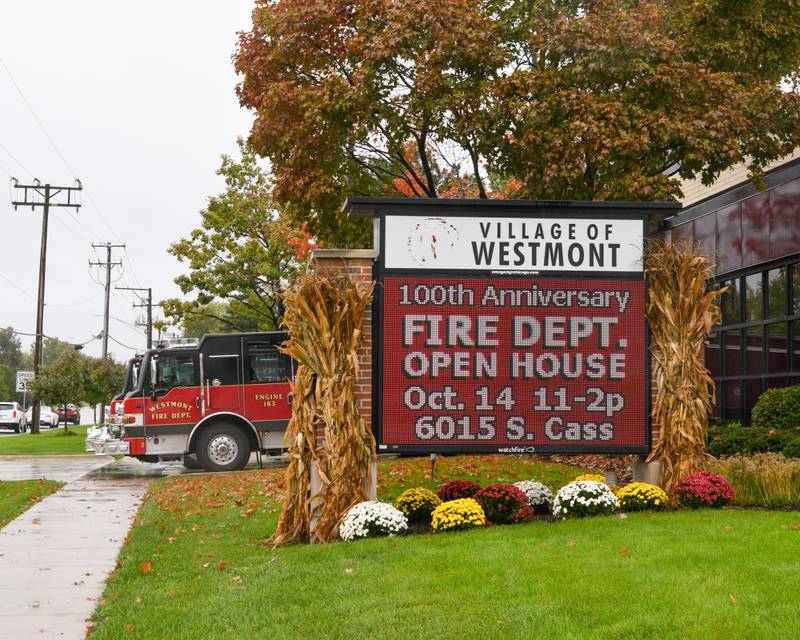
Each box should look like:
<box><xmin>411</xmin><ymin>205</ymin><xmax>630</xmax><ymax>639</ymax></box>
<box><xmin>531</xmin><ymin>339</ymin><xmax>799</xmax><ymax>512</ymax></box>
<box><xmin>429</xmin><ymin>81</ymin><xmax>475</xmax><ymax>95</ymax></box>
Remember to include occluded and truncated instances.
<box><xmin>340</xmin><ymin>501</ymin><xmax>408</xmax><ymax>541</ymax></box>
<box><xmin>513</xmin><ymin>480</ymin><xmax>554</xmax><ymax>508</ymax></box>
<box><xmin>553</xmin><ymin>481</ymin><xmax>618</xmax><ymax>519</ymax></box>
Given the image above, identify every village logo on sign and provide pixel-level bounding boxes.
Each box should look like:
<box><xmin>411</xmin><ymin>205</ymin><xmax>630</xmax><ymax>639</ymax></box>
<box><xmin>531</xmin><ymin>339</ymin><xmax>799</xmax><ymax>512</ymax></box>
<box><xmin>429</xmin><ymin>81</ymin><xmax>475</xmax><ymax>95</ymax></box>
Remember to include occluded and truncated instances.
<box><xmin>345</xmin><ymin>197</ymin><xmax>678</xmax><ymax>455</ymax></box>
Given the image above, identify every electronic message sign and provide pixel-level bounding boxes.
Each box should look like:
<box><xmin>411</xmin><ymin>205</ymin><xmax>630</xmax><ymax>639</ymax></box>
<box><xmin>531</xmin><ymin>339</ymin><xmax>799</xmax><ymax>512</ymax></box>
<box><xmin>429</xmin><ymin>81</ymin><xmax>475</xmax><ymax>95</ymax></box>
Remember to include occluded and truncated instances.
<box><xmin>345</xmin><ymin>198</ymin><xmax>668</xmax><ymax>455</ymax></box>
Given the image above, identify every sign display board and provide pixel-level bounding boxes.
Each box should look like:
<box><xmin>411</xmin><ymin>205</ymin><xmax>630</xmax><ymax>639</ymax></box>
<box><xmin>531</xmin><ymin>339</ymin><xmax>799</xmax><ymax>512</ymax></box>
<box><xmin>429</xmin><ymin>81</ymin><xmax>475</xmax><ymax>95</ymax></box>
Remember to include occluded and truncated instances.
<box><xmin>344</xmin><ymin>197</ymin><xmax>671</xmax><ymax>455</ymax></box>
<box><xmin>381</xmin><ymin>276</ymin><xmax>646</xmax><ymax>452</ymax></box>
<box><xmin>384</xmin><ymin>216</ymin><xmax>643</xmax><ymax>273</ymax></box>
<box><xmin>16</xmin><ymin>370</ymin><xmax>34</xmax><ymax>393</ymax></box>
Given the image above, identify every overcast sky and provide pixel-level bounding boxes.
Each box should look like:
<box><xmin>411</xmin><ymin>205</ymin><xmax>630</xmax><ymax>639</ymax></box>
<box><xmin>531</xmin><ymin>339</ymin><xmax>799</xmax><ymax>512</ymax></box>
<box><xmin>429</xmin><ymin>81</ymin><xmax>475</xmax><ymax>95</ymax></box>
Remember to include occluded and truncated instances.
<box><xmin>0</xmin><ymin>0</ymin><xmax>257</xmax><ymax>363</ymax></box>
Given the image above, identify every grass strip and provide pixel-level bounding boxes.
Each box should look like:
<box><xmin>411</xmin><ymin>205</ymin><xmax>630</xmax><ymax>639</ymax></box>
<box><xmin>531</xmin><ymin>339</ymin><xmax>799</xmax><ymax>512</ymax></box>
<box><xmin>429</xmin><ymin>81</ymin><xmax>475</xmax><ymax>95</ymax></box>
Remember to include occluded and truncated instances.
<box><xmin>0</xmin><ymin>479</ymin><xmax>63</xmax><ymax>528</ymax></box>
<box><xmin>0</xmin><ymin>425</ymin><xmax>90</xmax><ymax>455</ymax></box>
<box><xmin>88</xmin><ymin>456</ymin><xmax>800</xmax><ymax>639</ymax></box>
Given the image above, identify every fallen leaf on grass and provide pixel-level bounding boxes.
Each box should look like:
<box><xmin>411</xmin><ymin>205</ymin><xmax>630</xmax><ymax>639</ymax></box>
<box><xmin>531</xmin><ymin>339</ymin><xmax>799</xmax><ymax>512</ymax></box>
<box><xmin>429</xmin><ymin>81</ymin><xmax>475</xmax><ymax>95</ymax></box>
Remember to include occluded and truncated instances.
<box><xmin>538</xmin><ymin>542</ymin><xmax>548</xmax><ymax>548</ymax></box>
<box><xmin>218</xmin><ymin>560</ymin><xmax>227</xmax><ymax>571</ymax></box>
<box><xmin>730</xmin><ymin>595</ymin><xmax>737</xmax><ymax>605</ymax></box>
<box><xmin>202</xmin><ymin>563</ymin><xmax>210</xmax><ymax>569</ymax></box>
<box><xmin>724</xmin><ymin>525</ymin><xmax>732</xmax><ymax>532</ymax></box>
<box><xmin>139</xmin><ymin>561</ymin><xmax>152</xmax><ymax>574</ymax></box>
<box><xmin>125</xmin><ymin>623</ymin><xmax>134</xmax><ymax>631</ymax></box>
<box><xmin>566</xmin><ymin>539</ymin><xmax>576</xmax><ymax>547</ymax></box>
<box><xmin>231</xmin><ymin>575</ymin><xmax>242</xmax><ymax>583</ymax></box>
<box><xmin>345</xmin><ymin>567</ymin><xmax>353</xmax><ymax>574</ymax></box>
<box><xmin>134</xmin><ymin>596</ymin><xmax>142</xmax><ymax>604</ymax></box>
<box><xmin>620</xmin><ymin>547</ymin><xmax>629</xmax><ymax>557</ymax></box>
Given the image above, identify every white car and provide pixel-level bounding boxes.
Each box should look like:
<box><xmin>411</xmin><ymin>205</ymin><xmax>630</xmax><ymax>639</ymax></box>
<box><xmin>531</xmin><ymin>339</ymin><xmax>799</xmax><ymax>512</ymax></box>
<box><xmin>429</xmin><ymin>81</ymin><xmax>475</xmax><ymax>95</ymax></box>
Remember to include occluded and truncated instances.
<box><xmin>24</xmin><ymin>405</ymin><xmax>60</xmax><ymax>428</ymax></box>
<box><xmin>0</xmin><ymin>402</ymin><xmax>28</xmax><ymax>433</ymax></box>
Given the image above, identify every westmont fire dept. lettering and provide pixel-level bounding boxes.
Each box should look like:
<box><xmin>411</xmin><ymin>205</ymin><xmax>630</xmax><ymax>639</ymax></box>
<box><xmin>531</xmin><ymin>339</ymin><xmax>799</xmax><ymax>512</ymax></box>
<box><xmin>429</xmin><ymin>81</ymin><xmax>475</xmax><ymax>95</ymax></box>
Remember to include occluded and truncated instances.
<box><xmin>149</xmin><ymin>400</ymin><xmax>193</xmax><ymax>421</ymax></box>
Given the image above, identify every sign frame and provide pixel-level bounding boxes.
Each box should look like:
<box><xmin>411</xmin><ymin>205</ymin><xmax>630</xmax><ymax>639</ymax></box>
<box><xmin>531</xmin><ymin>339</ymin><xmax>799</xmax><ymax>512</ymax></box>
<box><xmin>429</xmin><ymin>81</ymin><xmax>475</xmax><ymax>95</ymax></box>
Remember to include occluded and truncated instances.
<box><xmin>344</xmin><ymin>197</ymin><xmax>679</xmax><ymax>456</ymax></box>
<box><xmin>16</xmin><ymin>370</ymin><xmax>34</xmax><ymax>393</ymax></box>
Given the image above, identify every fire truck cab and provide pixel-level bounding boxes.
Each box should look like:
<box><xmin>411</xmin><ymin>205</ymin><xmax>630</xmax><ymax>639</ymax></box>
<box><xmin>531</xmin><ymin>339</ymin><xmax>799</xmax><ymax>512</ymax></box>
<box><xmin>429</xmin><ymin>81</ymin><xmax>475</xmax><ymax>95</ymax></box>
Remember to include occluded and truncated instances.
<box><xmin>86</xmin><ymin>332</ymin><xmax>294</xmax><ymax>472</ymax></box>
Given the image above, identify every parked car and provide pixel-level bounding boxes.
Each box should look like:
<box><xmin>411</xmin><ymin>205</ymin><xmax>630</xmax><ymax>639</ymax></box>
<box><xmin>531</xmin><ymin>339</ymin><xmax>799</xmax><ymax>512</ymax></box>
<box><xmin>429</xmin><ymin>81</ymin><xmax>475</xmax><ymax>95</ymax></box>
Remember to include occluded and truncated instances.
<box><xmin>0</xmin><ymin>402</ymin><xmax>28</xmax><ymax>433</ymax></box>
<box><xmin>55</xmin><ymin>404</ymin><xmax>81</xmax><ymax>425</ymax></box>
<box><xmin>24</xmin><ymin>405</ymin><xmax>60</xmax><ymax>428</ymax></box>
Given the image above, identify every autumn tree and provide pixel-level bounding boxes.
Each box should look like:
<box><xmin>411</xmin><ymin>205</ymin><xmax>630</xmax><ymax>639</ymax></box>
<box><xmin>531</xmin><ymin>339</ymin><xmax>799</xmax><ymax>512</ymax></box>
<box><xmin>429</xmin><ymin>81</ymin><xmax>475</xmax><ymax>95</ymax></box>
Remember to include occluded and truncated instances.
<box><xmin>162</xmin><ymin>139</ymin><xmax>318</xmax><ymax>334</ymax></box>
<box><xmin>235</xmin><ymin>0</ymin><xmax>800</xmax><ymax>233</ymax></box>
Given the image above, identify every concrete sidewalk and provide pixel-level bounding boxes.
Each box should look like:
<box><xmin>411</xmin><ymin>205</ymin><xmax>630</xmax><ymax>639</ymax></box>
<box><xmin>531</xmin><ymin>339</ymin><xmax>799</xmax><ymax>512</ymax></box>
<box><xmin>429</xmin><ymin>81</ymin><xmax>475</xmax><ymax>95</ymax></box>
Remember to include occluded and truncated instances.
<box><xmin>0</xmin><ymin>477</ymin><xmax>148</xmax><ymax>640</ymax></box>
<box><xmin>0</xmin><ymin>455</ymin><xmax>112</xmax><ymax>482</ymax></box>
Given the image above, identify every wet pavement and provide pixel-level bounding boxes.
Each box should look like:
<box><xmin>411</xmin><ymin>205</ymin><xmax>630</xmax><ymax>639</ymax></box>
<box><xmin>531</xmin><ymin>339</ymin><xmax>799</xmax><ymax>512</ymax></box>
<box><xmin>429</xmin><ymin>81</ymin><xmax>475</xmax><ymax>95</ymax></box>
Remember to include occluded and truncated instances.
<box><xmin>0</xmin><ymin>452</ymin><xmax>288</xmax><ymax>483</ymax></box>
<box><xmin>0</xmin><ymin>477</ymin><xmax>148</xmax><ymax>640</ymax></box>
<box><xmin>0</xmin><ymin>453</ymin><xmax>288</xmax><ymax>639</ymax></box>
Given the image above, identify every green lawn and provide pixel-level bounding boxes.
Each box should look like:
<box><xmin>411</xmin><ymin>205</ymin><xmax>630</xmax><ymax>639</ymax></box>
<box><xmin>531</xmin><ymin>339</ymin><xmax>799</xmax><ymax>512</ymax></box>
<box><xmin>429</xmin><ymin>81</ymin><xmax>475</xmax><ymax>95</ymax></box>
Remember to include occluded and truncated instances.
<box><xmin>0</xmin><ymin>425</ymin><xmax>90</xmax><ymax>455</ymax></box>
<box><xmin>0</xmin><ymin>479</ymin><xmax>63</xmax><ymax>528</ymax></box>
<box><xmin>88</xmin><ymin>456</ymin><xmax>800</xmax><ymax>639</ymax></box>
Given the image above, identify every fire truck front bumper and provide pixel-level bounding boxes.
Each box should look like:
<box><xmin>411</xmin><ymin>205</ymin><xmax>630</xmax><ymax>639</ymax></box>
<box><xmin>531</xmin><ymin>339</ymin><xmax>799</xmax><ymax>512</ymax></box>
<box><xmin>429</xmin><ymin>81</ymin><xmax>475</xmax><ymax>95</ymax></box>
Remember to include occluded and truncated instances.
<box><xmin>85</xmin><ymin>426</ymin><xmax>129</xmax><ymax>455</ymax></box>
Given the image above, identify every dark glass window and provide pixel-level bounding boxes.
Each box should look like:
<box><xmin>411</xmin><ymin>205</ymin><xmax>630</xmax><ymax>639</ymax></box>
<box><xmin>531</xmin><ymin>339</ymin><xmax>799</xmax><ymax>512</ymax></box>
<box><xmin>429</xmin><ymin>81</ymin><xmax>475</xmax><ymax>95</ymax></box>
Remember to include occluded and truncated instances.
<box><xmin>247</xmin><ymin>343</ymin><xmax>291</xmax><ymax>383</ymax></box>
<box><xmin>745</xmin><ymin>273</ymin><xmax>763</xmax><ymax>322</ymax></box>
<box><xmin>793</xmin><ymin>321</ymin><xmax>800</xmax><ymax>371</ymax></box>
<box><xmin>744</xmin><ymin>379</ymin><xmax>763</xmax><ymax>423</ymax></box>
<box><xmin>767</xmin><ymin>323</ymin><xmax>789</xmax><ymax>373</ymax></box>
<box><xmin>724</xmin><ymin>381</ymin><xmax>742</xmax><ymax>421</ymax></box>
<box><xmin>705</xmin><ymin>333</ymin><xmax>721</xmax><ymax>378</ymax></box>
<box><xmin>744</xmin><ymin>326</ymin><xmax>764</xmax><ymax>374</ymax></box>
<box><xmin>722</xmin><ymin>279</ymin><xmax>741</xmax><ymax>324</ymax></box>
<box><xmin>793</xmin><ymin>265</ymin><xmax>800</xmax><ymax>315</ymax></box>
<box><xmin>767</xmin><ymin>267</ymin><xmax>788</xmax><ymax>318</ymax></box>
<box><xmin>709</xmin><ymin>260</ymin><xmax>800</xmax><ymax>424</ymax></box>
<box><xmin>724</xmin><ymin>331</ymin><xmax>742</xmax><ymax>376</ymax></box>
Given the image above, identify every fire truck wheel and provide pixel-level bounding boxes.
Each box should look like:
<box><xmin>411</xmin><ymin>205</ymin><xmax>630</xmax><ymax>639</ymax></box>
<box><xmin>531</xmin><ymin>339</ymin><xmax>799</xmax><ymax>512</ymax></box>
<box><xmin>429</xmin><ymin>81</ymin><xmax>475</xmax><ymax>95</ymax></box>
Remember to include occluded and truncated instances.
<box><xmin>195</xmin><ymin>423</ymin><xmax>251</xmax><ymax>472</ymax></box>
<box><xmin>182</xmin><ymin>454</ymin><xmax>203</xmax><ymax>470</ymax></box>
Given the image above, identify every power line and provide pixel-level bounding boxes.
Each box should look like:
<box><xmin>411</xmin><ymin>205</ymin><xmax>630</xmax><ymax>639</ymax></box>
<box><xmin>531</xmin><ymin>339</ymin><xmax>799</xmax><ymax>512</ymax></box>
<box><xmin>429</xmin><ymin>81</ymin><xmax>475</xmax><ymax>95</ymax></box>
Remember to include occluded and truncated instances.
<box><xmin>0</xmin><ymin>140</ymin><xmax>33</xmax><ymax>177</ymax></box>
<box><xmin>106</xmin><ymin>333</ymin><xmax>139</xmax><ymax>351</ymax></box>
<box><xmin>0</xmin><ymin>55</ymin><xmax>78</xmax><ymax>179</ymax></box>
<box><xmin>0</xmin><ymin>56</ymin><xmax>120</xmax><ymax>246</ymax></box>
<box><xmin>0</xmin><ymin>270</ymin><xmax>35</xmax><ymax>299</ymax></box>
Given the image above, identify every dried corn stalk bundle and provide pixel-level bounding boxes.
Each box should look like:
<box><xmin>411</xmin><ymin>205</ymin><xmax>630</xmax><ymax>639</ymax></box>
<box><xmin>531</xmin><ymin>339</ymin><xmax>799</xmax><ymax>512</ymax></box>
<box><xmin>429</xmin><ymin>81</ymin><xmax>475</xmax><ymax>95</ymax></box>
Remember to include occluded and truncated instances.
<box><xmin>271</xmin><ymin>271</ymin><xmax>375</xmax><ymax>545</ymax></box>
<box><xmin>646</xmin><ymin>240</ymin><xmax>723</xmax><ymax>497</ymax></box>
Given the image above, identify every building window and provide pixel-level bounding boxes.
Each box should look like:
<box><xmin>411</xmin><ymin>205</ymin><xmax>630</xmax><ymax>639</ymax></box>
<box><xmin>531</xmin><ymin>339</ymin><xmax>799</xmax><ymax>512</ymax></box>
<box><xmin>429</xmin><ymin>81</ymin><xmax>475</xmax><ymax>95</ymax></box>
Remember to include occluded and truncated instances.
<box><xmin>706</xmin><ymin>258</ymin><xmax>800</xmax><ymax>423</ymax></box>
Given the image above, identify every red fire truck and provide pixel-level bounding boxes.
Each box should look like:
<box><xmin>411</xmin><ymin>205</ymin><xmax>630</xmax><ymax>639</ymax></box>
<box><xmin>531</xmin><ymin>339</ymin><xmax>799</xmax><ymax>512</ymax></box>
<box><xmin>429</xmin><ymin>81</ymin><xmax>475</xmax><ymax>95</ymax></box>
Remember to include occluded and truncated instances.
<box><xmin>86</xmin><ymin>332</ymin><xmax>294</xmax><ymax>472</ymax></box>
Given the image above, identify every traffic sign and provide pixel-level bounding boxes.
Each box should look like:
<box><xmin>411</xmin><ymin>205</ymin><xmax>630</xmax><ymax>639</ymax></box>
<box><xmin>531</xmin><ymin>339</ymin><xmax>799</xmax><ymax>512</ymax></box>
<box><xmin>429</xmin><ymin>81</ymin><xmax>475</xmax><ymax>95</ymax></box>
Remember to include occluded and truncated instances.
<box><xmin>16</xmin><ymin>370</ymin><xmax>34</xmax><ymax>393</ymax></box>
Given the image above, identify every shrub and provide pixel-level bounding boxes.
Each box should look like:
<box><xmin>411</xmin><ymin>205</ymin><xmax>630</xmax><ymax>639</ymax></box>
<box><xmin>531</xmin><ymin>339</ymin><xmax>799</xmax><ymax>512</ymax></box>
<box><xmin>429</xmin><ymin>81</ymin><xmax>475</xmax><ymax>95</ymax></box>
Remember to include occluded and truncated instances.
<box><xmin>572</xmin><ymin>473</ymin><xmax>606</xmax><ymax>483</ymax></box>
<box><xmin>513</xmin><ymin>480</ymin><xmax>554</xmax><ymax>514</ymax></box>
<box><xmin>394</xmin><ymin>487</ymin><xmax>442</xmax><ymax>523</ymax></box>
<box><xmin>706</xmin><ymin>419</ymin><xmax>785</xmax><ymax>457</ymax></box>
<box><xmin>675</xmin><ymin>471</ymin><xmax>734</xmax><ymax>508</ymax></box>
<box><xmin>437</xmin><ymin>480</ymin><xmax>482</xmax><ymax>502</ymax></box>
<box><xmin>711</xmin><ymin>453</ymin><xmax>800</xmax><ymax>508</ymax></box>
<box><xmin>783</xmin><ymin>436</ymin><xmax>800</xmax><ymax>460</ymax></box>
<box><xmin>339</xmin><ymin>501</ymin><xmax>408</xmax><ymax>541</ymax></box>
<box><xmin>553</xmin><ymin>481</ymin><xmax>618</xmax><ymax>518</ymax></box>
<box><xmin>431</xmin><ymin>498</ymin><xmax>486</xmax><ymax>532</ymax></box>
<box><xmin>615</xmin><ymin>482</ymin><xmax>668</xmax><ymax>511</ymax></box>
<box><xmin>752</xmin><ymin>386</ymin><xmax>800</xmax><ymax>434</ymax></box>
<box><xmin>474</xmin><ymin>483</ymin><xmax>535</xmax><ymax>524</ymax></box>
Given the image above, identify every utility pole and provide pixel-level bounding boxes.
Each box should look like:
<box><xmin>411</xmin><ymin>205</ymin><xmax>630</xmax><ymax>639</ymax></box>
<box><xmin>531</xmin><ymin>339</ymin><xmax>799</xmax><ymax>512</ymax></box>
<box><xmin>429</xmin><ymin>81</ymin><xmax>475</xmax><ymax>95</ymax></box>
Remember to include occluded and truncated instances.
<box><xmin>11</xmin><ymin>178</ymin><xmax>82</xmax><ymax>434</ymax></box>
<box><xmin>89</xmin><ymin>242</ymin><xmax>124</xmax><ymax>423</ymax></box>
<box><xmin>116</xmin><ymin>286</ymin><xmax>153</xmax><ymax>349</ymax></box>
